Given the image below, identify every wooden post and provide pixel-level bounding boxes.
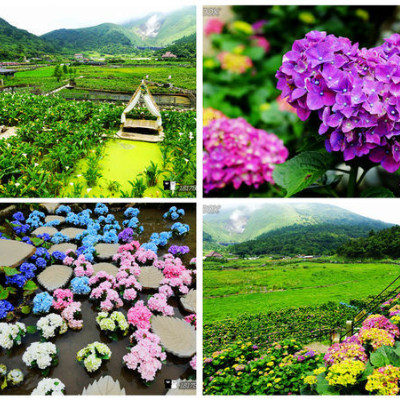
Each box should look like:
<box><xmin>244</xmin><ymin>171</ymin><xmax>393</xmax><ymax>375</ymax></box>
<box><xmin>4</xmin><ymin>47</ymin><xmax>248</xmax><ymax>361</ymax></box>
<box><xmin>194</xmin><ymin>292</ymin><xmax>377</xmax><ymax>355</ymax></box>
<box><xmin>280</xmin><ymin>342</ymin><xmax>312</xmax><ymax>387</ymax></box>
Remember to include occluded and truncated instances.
<box><xmin>346</xmin><ymin>320</ymin><xmax>353</xmax><ymax>338</ymax></box>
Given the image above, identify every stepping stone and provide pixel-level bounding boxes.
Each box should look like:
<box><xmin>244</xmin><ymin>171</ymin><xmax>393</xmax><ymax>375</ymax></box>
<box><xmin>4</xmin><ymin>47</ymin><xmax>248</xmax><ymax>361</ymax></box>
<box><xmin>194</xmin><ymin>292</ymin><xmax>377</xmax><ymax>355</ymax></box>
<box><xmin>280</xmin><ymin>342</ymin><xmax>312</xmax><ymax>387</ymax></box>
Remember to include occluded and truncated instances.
<box><xmin>82</xmin><ymin>376</ymin><xmax>126</xmax><ymax>395</ymax></box>
<box><xmin>45</xmin><ymin>215</ymin><xmax>65</xmax><ymax>224</ymax></box>
<box><xmin>60</xmin><ymin>228</ymin><xmax>85</xmax><ymax>240</ymax></box>
<box><xmin>40</xmin><ymin>203</ymin><xmax>60</xmax><ymax>214</ymax></box>
<box><xmin>138</xmin><ymin>266</ymin><xmax>163</xmax><ymax>289</ymax></box>
<box><xmin>32</xmin><ymin>226</ymin><xmax>58</xmax><ymax>237</ymax></box>
<box><xmin>48</xmin><ymin>243</ymin><xmax>77</xmax><ymax>255</ymax></box>
<box><xmin>166</xmin><ymin>379</ymin><xmax>196</xmax><ymax>396</ymax></box>
<box><xmin>181</xmin><ymin>289</ymin><xmax>196</xmax><ymax>313</ymax></box>
<box><xmin>95</xmin><ymin>243</ymin><xmax>120</xmax><ymax>260</ymax></box>
<box><xmin>37</xmin><ymin>265</ymin><xmax>73</xmax><ymax>292</ymax></box>
<box><xmin>0</xmin><ymin>240</ymin><xmax>36</xmax><ymax>268</ymax></box>
<box><xmin>93</xmin><ymin>263</ymin><xmax>119</xmax><ymax>277</ymax></box>
<box><xmin>151</xmin><ymin>316</ymin><xmax>196</xmax><ymax>358</ymax></box>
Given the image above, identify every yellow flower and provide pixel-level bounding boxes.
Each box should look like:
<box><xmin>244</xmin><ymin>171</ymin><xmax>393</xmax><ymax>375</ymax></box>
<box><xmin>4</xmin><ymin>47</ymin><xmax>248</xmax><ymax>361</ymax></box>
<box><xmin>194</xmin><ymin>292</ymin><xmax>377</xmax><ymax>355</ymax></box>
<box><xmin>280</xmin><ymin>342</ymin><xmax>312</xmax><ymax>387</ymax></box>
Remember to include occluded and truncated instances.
<box><xmin>313</xmin><ymin>367</ymin><xmax>326</xmax><ymax>375</ymax></box>
<box><xmin>267</xmin><ymin>361</ymin><xmax>274</xmax><ymax>367</ymax></box>
<box><xmin>260</xmin><ymin>103</ymin><xmax>271</xmax><ymax>111</ymax></box>
<box><xmin>204</xmin><ymin>59</ymin><xmax>217</xmax><ymax>69</ymax></box>
<box><xmin>274</xmin><ymin>378</ymin><xmax>281</xmax><ymax>383</ymax></box>
<box><xmin>232</xmin><ymin>20</ymin><xmax>253</xmax><ymax>35</ymax></box>
<box><xmin>304</xmin><ymin>375</ymin><xmax>317</xmax><ymax>385</ymax></box>
<box><xmin>298</xmin><ymin>12</ymin><xmax>316</xmax><ymax>24</ymax></box>
<box><xmin>326</xmin><ymin>360</ymin><xmax>365</xmax><ymax>387</ymax></box>
<box><xmin>355</xmin><ymin>8</ymin><xmax>369</xmax><ymax>21</ymax></box>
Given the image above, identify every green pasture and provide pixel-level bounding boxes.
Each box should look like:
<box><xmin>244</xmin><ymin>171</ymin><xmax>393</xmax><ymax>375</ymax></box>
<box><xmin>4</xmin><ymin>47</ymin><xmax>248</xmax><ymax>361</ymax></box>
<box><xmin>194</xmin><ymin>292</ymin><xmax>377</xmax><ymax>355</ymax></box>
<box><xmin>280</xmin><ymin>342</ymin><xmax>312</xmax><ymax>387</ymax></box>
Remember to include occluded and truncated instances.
<box><xmin>204</xmin><ymin>261</ymin><xmax>400</xmax><ymax>322</ymax></box>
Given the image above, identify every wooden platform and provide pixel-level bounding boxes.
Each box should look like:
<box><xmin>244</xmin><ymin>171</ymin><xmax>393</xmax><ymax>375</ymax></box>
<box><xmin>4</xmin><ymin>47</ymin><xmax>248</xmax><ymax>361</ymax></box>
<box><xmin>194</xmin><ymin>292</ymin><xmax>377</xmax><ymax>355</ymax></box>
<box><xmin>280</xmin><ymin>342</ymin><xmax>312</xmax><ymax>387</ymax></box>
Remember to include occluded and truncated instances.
<box><xmin>117</xmin><ymin>118</ymin><xmax>164</xmax><ymax>142</ymax></box>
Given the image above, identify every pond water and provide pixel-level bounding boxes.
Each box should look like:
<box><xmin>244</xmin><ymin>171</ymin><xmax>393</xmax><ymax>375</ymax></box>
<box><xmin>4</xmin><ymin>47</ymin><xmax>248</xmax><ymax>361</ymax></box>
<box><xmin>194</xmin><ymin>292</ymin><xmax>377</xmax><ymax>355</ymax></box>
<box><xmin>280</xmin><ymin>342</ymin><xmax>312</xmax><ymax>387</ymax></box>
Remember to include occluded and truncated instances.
<box><xmin>0</xmin><ymin>203</ymin><xmax>196</xmax><ymax>395</ymax></box>
<box><xmin>62</xmin><ymin>139</ymin><xmax>166</xmax><ymax>198</ymax></box>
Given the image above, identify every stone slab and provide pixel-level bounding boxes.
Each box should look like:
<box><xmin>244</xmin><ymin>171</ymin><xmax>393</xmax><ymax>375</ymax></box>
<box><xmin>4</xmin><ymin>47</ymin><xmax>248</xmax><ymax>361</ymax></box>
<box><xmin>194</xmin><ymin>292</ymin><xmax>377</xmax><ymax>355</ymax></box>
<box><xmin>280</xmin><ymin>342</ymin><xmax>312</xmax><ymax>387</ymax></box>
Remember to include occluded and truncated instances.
<box><xmin>32</xmin><ymin>226</ymin><xmax>58</xmax><ymax>237</ymax></box>
<box><xmin>37</xmin><ymin>265</ymin><xmax>73</xmax><ymax>292</ymax></box>
<box><xmin>92</xmin><ymin>263</ymin><xmax>119</xmax><ymax>277</ymax></box>
<box><xmin>95</xmin><ymin>243</ymin><xmax>120</xmax><ymax>260</ymax></box>
<box><xmin>138</xmin><ymin>266</ymin><xmax>163</xmax><ymax>289</ymax></box>
<box><xmin>45</xmin><ymin>215</ymin><xmax>66</xmax><ymax>224</ymax></box>
<box><xmin>0</xmin><ymin>240</ymin><xmax>36</xmax><ymax>268</ymax></box>
<box><xmin>60</xmin><ymin>227</ymin><xmax>85</xmax><ymax>240</ymax></box>
<box><xmin>48</xmin><ymin>243</ymin><xmax>77</xmax><ymax>255</ymax></box>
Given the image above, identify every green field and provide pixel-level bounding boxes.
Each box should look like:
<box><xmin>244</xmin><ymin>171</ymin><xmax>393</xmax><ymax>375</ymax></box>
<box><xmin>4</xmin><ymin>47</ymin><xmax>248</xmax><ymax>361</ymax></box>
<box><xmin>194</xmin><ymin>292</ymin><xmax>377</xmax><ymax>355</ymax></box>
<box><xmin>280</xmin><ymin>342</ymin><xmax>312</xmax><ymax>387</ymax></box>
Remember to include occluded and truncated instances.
<box><xmin>3</xmin><ymin>64</ymin><xmax>196</xmax><ymax>93</ymax></box>
<box><xmin>204</xmin><ymin>260</ymin><xmax>400</xmax><ymax>322</ymax></box>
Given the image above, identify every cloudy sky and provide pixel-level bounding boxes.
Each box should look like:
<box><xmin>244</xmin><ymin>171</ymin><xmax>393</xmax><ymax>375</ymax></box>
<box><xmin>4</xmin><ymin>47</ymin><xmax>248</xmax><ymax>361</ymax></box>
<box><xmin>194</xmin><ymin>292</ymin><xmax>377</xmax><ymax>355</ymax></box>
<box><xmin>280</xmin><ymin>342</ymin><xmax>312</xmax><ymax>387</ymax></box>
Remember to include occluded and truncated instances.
<box><xmin>204</xmin><ymin>198</ymin><xmax>400</xmax><ymax>225</ymax></box>
<box><xmin>1</xmin><ymin>0</ymin><xmax>189</xmax><ymax>35</ymax></box>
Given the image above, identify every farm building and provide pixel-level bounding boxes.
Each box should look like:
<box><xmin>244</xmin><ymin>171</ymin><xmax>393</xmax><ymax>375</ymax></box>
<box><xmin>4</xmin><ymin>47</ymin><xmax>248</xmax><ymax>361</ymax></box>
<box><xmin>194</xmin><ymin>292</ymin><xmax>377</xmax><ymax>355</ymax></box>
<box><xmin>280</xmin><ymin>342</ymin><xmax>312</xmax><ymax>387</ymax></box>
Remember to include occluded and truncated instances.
<box><xmin>205</xmin><ymin>251</ymin><xmax>224</xmax><ymax>259</ymax></box>
<box><xmin>161</xmin><ymin>51</ymin><xmax>177</xmax><ymax>58</ymax></box>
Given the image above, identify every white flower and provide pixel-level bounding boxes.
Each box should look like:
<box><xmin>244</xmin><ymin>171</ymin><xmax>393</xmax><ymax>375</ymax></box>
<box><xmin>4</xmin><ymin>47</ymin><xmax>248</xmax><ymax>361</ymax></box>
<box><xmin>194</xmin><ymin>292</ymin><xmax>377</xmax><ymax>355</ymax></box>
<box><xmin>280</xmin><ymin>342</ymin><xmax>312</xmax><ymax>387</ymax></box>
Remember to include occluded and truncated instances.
<box><xmin>0</xmin><ymin>322</ymin><xmax>26</xmax><ymax>350</ymax></box>
<box><xmin>37</xmin><ymin>314</ymin><xmax>68</xmax><ymax>339</ymax></box>
<box><xmin>15</xmin><ymin>183</ymin><xmax>20</xmax><ymax>187</ymax></box>
<box><xmin>7</xmin><ymin>369</ymin><xmax>24</xmax><ymax>386</ymax></box>
<box><xmin>69</xmin><ymin>182</ymin><xmax>74</xmax><ymax>186</ymax></box>
<box><xmin>32</xmin><ymin>378</ymin><xmax>65</xmax><ymax>395</ymax></box>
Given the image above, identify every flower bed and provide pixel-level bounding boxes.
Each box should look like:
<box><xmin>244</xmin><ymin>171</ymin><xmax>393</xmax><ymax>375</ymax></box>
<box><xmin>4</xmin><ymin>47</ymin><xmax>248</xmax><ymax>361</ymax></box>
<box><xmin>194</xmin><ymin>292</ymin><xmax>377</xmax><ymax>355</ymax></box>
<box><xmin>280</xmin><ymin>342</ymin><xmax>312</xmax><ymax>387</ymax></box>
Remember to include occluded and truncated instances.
<box><xmin>0</xmin><ymin>202</ymin><xmax>196</xmax><ymax>395</ymax></box>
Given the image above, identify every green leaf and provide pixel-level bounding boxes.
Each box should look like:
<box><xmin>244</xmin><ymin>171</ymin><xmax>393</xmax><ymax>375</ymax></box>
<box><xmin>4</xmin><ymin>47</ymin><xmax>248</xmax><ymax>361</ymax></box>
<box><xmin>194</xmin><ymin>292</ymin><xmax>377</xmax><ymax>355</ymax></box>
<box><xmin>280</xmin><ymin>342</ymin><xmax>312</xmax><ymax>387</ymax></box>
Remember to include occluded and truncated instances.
<box><xmin>1</xmin><ymin>377</ymin><xmax>7</xmax><ymax>390</ymax></box>
<box><xmin>21</xmin><ymin>305</ymin><xmax>31</xmax><ymax>315</ymax></box>
<box><xmin>273</xmin><ymin>151</ymin><xmax>331</xmax><ymax>197</ymax></box>
<box><xmin>243</xmin><ymin>46</ymin><xmax>265</xmax><ymax>61</ymax></box>
<box><xmin>31</xmin><ymin>237</ymin><xmax>44</xmax><ymax>247</ymax></box>
<box><xmin>315</xmin><ymin>374</ymin><xmax>339</xmax><ymax>395</ymax></box>
<box><xmin>361</xmin><ymin>187</ymin><xmax>395</xmax><ymax>198</ymax></box>
<box><xmin>26</xmin><ymin>325</ymin><xmax>37</xmax><ymax>334</ymax></box>
<box><xmin>23</xmin><ymin>280</ymin><xmax>38</xmax><ymax>291</ymax></box>
<box><xmin>0</xmin><ymin>285</ymin><xmax>9</xmax><ymax>300</ymax></box>
<box><xmin>3</xmin><ymin>267</ymin><xmax>20</xmax><ymax>276</ymax></box>
<box><xmin>370</xmin><ymin>346</ymin><xmax>400</xmax><ymax>367</ymax></box>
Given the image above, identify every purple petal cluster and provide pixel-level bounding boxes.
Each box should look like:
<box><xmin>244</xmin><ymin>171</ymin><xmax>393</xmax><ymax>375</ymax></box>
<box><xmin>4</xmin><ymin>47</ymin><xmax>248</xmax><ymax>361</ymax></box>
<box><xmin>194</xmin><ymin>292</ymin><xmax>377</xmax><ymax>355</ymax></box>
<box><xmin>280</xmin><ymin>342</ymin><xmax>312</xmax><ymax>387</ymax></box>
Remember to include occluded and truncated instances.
<box><xmin>168</xmin><ymin>245</ymin><xmax>190</xmax><ymax>256</ymax></box>
<box><xmin>276</xmin><ymin>31</ymin><xmax>400</xmax><ymax>172</ymax></box>
<box><xmin>203</xmin><ymin>117</ymin><xmax>289</xmax><ymax>193</ymax></box>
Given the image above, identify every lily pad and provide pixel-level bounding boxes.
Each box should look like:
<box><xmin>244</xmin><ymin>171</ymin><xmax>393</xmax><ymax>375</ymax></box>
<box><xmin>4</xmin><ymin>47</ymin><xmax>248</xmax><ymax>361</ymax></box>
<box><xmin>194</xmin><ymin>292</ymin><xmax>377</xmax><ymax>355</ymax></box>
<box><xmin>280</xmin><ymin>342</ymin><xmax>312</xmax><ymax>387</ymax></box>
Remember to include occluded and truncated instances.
<box><xmin>60</xmin><ymin>228</ymin><xmax>85</xmax><ymax>240</ymax></box>
<box><xmin>48</xmin><ymin>243</ymin><xmax>78</xmax><ymax>255</ymax></box>
<box><xmin>82</xmin><ymin>376</ymin><xmax>126</xmax><ymax>395</ymax></box>
<box><xmin>92</xmin><ymin>263</ymin><xmax>119</xmax><ymax>277</ymax></box>
<box><xmin>32</xmin><ymin>226</ymin><xmax>58</xmax><ymax>237</ymax></box>
<box><xmin>95</xmin><ymin>243</ymin><xmax>120</xmax><ymax>260</ymax></box>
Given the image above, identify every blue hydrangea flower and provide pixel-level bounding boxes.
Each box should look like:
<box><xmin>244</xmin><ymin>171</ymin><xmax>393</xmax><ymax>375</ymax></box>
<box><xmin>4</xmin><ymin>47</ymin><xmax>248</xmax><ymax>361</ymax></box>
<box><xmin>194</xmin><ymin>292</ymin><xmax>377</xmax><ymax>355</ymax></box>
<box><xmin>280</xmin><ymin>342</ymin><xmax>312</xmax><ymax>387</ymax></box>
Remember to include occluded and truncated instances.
<box><xmin>52</xmin><ymin>251</ymin><xmax>66</xmax><ymax>261</ymax></box>
<box><xmin>35</xmin><ymin>257</ymin><xmax>47</xmax><ymax>269</ymax></box>
<box><xmin>12</xmin><ymin>222</ymin><xmax>30</xmax><ymax>235</ymax></box>
<box><xmin>56</xmin><ymin>205</ymin><xmax>71</xmax><ymax>215</ymax></box>
<box><xmin>6</xmin><ymin>273</ymin><xmax>27</xmax><ymax>288</ymax></box>
<box><xmin>70</xmin><ymin>276</ymin><xmax>91</xmax><ymax>295</ymax></box>
<box><xmin>19</xmin><ymin>262</ymin><xmax>37</xmax><ymax>279</ymax></box>
<box><xmin>32</xmin><ymin>292</ymin><xmax>53</xmax><ymax>314</ymax></box>
<box><xmin>12</xmin><ymin>212</ymin><xmax>25</xmax><ymax>222</ymax></box>
<box><xmin>51</xmin><ymin>232</ymin><xmax>70</xmax><ymax>244</ymax></box>
<box><xmin>171</xmin><ymin>222</ymin><xmax>190</xmax><ymax>236</ymax></box>
<box><xmin>31</xmin><ymin>247</ymin><xmax>50</xmax><ymax>260</ymax></box>
<box><xmin>37</xmin><ymin>233</ymin><xmax>51</xmax><ymax>242</ymax></box>
<box><xmin>124</xmin><ymin>207</ymin><xmax>140</xmax><ymax>218</ymax></box>
<box><xmin>44</xmin><ymin>219</ymin><xmax>61</xmax><ymax>227</ymax></box>
<box><xmin>26</xmin><ymin>210</ymin><xmax>45</xmax><ymax>229</ymax></box>
<box><xmin>0</xmin><ymin>300</ymin><xmax>14</xmax><ymax>319</ymax></box>
<box><xmin>141</xmin><ymin>242</ymin><xmax>158</xmax><ymax>253</ymax></box>
<box><xmin>21</xmin><ymin>236</ymin><xmax>33</xmax><ymax>245</ymax></box>
<box><xmin>94</xmin><ymin>203</ymin><xmax>109</xmax><ymax>215</ymax></box>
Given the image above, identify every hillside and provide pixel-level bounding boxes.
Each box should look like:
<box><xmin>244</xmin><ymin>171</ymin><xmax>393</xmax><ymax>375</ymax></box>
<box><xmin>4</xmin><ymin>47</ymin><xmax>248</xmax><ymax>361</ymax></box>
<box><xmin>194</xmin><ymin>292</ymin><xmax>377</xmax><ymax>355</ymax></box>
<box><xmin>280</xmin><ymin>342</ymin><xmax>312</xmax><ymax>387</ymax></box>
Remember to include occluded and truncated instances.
<box><xmin>337</xmin><ymin>225</ymin><xmax>400</xmax><ymax>259</ymax></box>
<box><xmin>203</xmin><ymin>203</ymin><xmax>391</xmax><ymax>246</ymax></box>
<box><xmin>155</xmin><ymin>34</ymin><xmax>196</xmax><ymax>58</ymax></box>
<box><xmin>42</xmin><ymin>6</ymin><xmax>196</xmax><ymax>54</ymax></box>
<box><xmin>42</xmin><ymin>23</ymin><xmax>135</xmax><ymax>54</ymax></box>
<box><xmin>0</xmin><ymin>17</ymin><xmax>56</xmax><ymax>60</ymax></box>
<box><xmin>123</xmin><ymin>6</ymin><xmax>196</xmax><ymax>46</ymax></box>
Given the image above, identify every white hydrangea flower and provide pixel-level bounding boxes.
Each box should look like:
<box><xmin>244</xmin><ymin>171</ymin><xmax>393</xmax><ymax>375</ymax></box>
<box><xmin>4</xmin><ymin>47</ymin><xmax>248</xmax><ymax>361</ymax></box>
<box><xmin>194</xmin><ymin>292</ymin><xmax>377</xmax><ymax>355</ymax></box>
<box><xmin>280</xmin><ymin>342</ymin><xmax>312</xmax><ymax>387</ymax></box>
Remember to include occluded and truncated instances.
<box><xmin>0</xmin><ymin>322</ymin><xmax>26</xmax><ymax>350</ymax></box>
<box><xmin>31</xmin><ymin>378</ymin><xmax>65</xmax><ymax>395</ymax></box>
<box><xmin>7</xmin><ymin>369</ymin><xmax>24</xmax><ymax>386</ymax></box>
<box><xmin>37</xmin><ymin>314</ymin><xmax>68</xmax><ymax>339</ymax></box>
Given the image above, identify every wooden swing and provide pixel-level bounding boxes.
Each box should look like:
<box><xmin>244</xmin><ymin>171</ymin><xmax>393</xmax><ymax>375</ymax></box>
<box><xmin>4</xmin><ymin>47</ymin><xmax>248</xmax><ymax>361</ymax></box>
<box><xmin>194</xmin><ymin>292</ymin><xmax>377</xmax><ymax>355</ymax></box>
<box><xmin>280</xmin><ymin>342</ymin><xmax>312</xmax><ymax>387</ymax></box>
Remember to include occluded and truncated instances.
<box><xmin>117</xmin><ymin>81</ymin><xmax>164</xmax><ymax>142</ymax></box>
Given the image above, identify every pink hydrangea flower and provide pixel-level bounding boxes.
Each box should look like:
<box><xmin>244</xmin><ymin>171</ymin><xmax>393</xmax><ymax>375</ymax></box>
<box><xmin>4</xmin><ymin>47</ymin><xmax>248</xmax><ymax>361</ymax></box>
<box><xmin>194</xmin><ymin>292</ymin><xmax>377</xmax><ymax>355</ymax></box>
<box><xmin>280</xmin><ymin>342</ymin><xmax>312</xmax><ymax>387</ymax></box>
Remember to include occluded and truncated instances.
<box><xmin>52</xmin><ymin>289</ymin><xmax>74</xmax><ymax>310</ymax></box>
<box><xmin>148</xmin><ymin>293</ymin><xmax>174</xmax><ymax>316</ymax></box>
<box><xmin>127</xmin><ymin>301</ymin><xmax>152</xmax><ymax>330</ymax></box>
<box><xmin>205</xmin><ymin>18</ymin><xmax>224</xmax><ymax>36</ymax></box>
<box><xmin>61</xmin><ymin>301</ymin><xmax>83</xmax><ymax>330</ymax></box>
<box><xmin>203</xmin><ymin>117</ymin><xmax>289</xmax><ymax>193</ymax></box>
<box><xmin>190</xmin><ymin>355</ymin><xmax>197</xmax><ymax>370</ymax></box>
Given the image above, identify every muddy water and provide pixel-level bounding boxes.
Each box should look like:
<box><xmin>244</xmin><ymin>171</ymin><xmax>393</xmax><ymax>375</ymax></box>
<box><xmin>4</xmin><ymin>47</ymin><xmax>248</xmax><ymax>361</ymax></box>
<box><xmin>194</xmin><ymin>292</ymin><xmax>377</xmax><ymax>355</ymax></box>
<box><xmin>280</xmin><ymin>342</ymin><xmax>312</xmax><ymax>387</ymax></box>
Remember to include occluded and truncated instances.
<box><xmin>0</xmin><ymin>203</ymin><xmax>196</xmax><ymax>395</ymax></box>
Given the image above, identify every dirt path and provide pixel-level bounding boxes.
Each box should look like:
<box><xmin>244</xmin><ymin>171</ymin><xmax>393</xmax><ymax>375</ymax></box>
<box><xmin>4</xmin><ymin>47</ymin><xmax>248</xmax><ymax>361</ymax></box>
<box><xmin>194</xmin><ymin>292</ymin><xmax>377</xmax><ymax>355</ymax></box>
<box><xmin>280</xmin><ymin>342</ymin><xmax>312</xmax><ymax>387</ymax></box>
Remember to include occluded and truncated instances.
<box><xmin>305</xmin><ymin>342</ymin><xmax>330</xmax><ymax>354</ymax></box>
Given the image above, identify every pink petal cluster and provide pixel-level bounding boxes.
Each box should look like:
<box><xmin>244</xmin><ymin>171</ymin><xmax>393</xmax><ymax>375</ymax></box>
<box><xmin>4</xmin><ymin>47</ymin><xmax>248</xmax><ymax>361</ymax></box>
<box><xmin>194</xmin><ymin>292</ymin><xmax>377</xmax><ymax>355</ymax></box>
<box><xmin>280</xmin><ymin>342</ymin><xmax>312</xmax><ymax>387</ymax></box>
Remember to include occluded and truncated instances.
<box><xmin>113</xmin><ymin>241</ymin><xmax>141</xmax><ymax>269</ymax></box>
<box><xmin>123</xmin><ymin>328</ymin><xmax>166</xmax><ymax>382</ymax></box>
<box><xmin>133</xmin><ymin>248</ymin><xmax>158</xmax><ymax>266</ymax></box>
<box><xmin>148</xmin><ymin>293</ymin><xmax>174</xmax><ymax>316</ymax></box>
<box><xmin>89</xmin><ymin>271</ymin><xmax>116</xmax><ymax>287</ymax></box>
<box><xmin>61</xmin><ymin>301</ymin><xmax>83</xmax><ymax>330</ymax></box>
<box><xmin>52</xmin><ymin>289</ymin><xmax>74</xmax><ymax>310</ymax></box>
<box><xmin>159</xmin><ymin>285</ymin><xmax>174</xmax><ymax>298</ymax></box>
<box><xmin>190</xmin><ymin>355</ymin><xmax>197</xmax><ymax>370</ymax></box>
<box><xmin>73</xmin><ymin>254</ymin><xmax>94</xmax><ymax>277</ymax></box>
<box><xmin>184</xmin><ymin>314</ymin><xmax>197</xmax><ymax>328</ymax></box>
<box><xmin>90</xmin><ymin>282</ymin><xmax>123</xmax><ymax>312</ymax></box>
<box><xmin>62</xmin><ymin>249</ymin><xmax>77</xmax><ymax>266</ymax></box>
<box><xmin>251</xmin><ymin>35</ymin><xmax>270</xmax><ymax>53</ymax></box>
<box><xmin>203</xmin><ymin>117</ymin><xmax>289</xmax><ymax>193</ymax></box>
<box><xmin>115</xmin><ymin>266</ymin><xmax>142</xmax><ymax>301</ymax></box>
<box><xmin>157</xmin><ymin>254</ymin><xmax>192</xmax><ymax>294</ymax></box>
<box><xmin>204</xmin><ymin>18</ymin><xmax>224</xmax><ymax>36</ymax></box>
<box><xmin>127</xmin><ymin>301</ymin><xmax>152</xmax><ymax>330</ymax></box>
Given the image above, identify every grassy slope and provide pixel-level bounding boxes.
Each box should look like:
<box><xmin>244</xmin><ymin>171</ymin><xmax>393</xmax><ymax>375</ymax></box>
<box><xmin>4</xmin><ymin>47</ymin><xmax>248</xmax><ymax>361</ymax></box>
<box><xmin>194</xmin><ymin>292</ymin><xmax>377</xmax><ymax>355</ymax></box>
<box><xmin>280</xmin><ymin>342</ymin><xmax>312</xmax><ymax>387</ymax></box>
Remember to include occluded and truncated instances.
<box><xmin>204</xmin><ymin>261</ymin><xmax>400</xmax><ymax>322</ymax></box>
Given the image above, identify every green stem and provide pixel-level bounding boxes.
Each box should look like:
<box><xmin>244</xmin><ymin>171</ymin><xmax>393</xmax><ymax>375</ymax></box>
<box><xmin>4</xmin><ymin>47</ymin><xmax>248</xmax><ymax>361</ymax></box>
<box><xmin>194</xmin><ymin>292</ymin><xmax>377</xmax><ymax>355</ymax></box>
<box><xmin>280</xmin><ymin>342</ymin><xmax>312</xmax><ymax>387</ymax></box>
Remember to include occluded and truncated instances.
<box><xmin>347</xmin><ymin>165</ymin><xmax>358</xmax><ymax>197</ymax></box>
<box><xmin>356</xmin><ymin>168</ymin><xmax>370</xmax><ymax>187</ymax></box>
